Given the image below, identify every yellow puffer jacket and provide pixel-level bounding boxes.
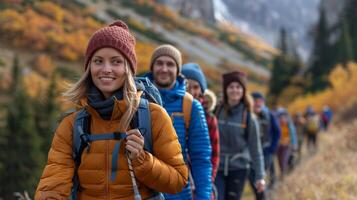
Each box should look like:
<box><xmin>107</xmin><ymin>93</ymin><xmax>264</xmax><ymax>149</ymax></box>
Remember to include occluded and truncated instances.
<box><xmin>35</xmin><ymin>95</ymin><xmax>188</xmax><ymax>200</ymax></box>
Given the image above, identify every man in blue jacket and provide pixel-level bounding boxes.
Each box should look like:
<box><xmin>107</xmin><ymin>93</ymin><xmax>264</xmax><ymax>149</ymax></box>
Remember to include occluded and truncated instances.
<box><xmin>147</xmin><ymin>44</ymin><xmax>212</xmax><ymax>200</ymax></box>
<box><xmin>249</xmin><ymin>92</ymin><xmax>281</xmax><ymax>199</ymax></box>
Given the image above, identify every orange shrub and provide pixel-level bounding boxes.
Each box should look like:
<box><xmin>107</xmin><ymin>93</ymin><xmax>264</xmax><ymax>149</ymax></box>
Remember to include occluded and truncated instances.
<box><xmin>248</xmin><ymin>82</ymin><xmax>268</xmax><ymax>95</ymax></box>
<box><xmin>35</xmin><ymin>2</ymin><xmax>65</xmax><ymax>23</ymax></box>
<box><xmin>0</xmin><ymin>9</ymin><xmax>26</xmax><ymax>34</ymax></box>
<box><xmin>136</xmin><ymin>42</ymin><xmax>155</xmax><ymax>74</ymax></box>
<box><xmin>23</xmin><ymin>70</ymin><xmax>49</xmax><ymax>98</ymax></box>
<box><xmin>60</xmin><ymin>47</ymin><xmax>78</xmax><ymax>61</ymax></box>
<box><xmin>288</xmin><ymin>63</ymin><xmax>357</xmax><ymax>115</ymax></box>
<box><xmin>0</xmin><ymin>5</ymin><xmax>101</xmax><ymax>62</ymax></box>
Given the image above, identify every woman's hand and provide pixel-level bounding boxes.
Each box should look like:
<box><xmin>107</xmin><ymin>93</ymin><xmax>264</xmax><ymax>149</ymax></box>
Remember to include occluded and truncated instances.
<box><xmin>125</xmin><ymin>129</ymin><xmax>144</xmax><ymax>160</ymax></box>
<box><xmin>255</xmin><ymin>179</ymin><xmax>266</xmax><ymax>193</ymax></box>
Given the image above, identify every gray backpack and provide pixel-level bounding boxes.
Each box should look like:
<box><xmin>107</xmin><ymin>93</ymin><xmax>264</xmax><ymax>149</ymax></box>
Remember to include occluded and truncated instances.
<box><xmin>69</xmin><ymin>77</ymin><xmax>164</xmax><ymax>200</ymax></box>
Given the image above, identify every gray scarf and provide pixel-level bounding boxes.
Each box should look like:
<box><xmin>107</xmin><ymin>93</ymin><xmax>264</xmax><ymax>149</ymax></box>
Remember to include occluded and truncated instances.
<box><xmin>87</xmin><ymin>84</ymin><xmax>124</xmax><ymax>120</ymax></box>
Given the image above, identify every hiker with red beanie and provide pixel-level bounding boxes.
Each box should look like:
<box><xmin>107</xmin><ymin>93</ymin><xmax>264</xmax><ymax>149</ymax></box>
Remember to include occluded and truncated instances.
<box><xmin>35</xmin><ymin>21</ymin><xmax>188</xmax><ymax>200</ymax></box>
<box><xmin>215</xmin><ymin>71</ymin><xmax>265</xmax><ymax>200</ymax></box>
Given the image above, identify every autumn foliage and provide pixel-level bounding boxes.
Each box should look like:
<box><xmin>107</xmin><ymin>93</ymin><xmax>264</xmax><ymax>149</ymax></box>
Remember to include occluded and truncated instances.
<box><xmin>136</xmin><ymin>42</ymin><xmax>156</xmax><ymax>74</ymax></box>
<box><xmin>0</xmin><ymin>1</ymin><xmax>268</xmax><ymax>104</ymax></box>
<box><xmin>0</xmin><ymin>2</ymin><xmax>101</xmax><ymax>61</ymax></box>
<box><xmin>288</xmin><ymin>63</ymin><xmax>357</xmax><ymax>115</ymax></box>
<box><xmin>31</xmin><ymin>54</ymin><xmax>55</xmax><ymax>77</ymax></box>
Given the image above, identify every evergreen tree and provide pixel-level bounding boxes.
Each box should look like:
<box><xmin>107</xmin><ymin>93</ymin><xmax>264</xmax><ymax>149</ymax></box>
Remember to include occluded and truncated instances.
<box><xmin>269</xmin><ymin>28</ymin><xmax>302</xmax><ymax>105</ymax></box>
<box><xmin>344</xmin><ymin>0</ymin><xmax>357</xmax><ymax>60</ymax></box>
<box><xmin>308</xmin><ymin>7</ymin><xmax>333</xmax><ymax>91</ymax></box>
<box><xmin>36</xmin><ymin>72</ymin><xmax>60</xmax><ymax>155</ymax></box>
<box><xmin>0</xmin><ymin>56</ymin><xmax>44</xmax><ymax>199</ymax></box>
<box><xmin>279</xmin><ymin>28</ymin><xmax>288</xmax><ymax>55</ymax></box>
<box><xmin>308</xmin><ymin>1</ymin><xmax>355</xmax><ymax>92</ymax></box>
<box><xmin>9</xmin><ymin>55</ymin><xmax>20</xmax><ymax>94</ymax></box>
<box><xmin>335</xmin><ymin>18</ymin><xmax>354</xmax><ymax>66</ymax></box>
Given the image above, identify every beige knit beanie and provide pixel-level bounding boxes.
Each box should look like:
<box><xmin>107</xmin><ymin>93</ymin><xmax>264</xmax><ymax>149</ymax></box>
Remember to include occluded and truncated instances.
<box><xmin>150</xmin><ymin>44</ymin><xmax>182</xmax><ymax>74</ymax></box>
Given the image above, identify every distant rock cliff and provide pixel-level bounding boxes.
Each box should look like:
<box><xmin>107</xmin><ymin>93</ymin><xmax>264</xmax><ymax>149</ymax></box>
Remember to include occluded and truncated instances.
<box><xmin>158</xmin><ymin>0</ymin><xmax>321</xmax><ymax>59</ymax></box>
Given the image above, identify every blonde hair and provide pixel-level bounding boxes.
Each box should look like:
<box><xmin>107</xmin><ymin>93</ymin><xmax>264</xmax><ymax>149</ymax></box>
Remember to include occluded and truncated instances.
<box><xmin>245</xmin><ymin>92</ymin><xmax>254</xmax><ymax>113</ymax></box>
<box><xmin>63</xmin><ymin>59</ymin><xmax>138</xmax><ymax>131</ymax></box>
<box><xmin>120</xmin><ymin>60</ymin><xmax>139</xmax><ymax>131</ymax></box>
<box><xmin>204</xmin><ymin>89</ymin><xmax>217</xmax><ymax>112</ymax></box>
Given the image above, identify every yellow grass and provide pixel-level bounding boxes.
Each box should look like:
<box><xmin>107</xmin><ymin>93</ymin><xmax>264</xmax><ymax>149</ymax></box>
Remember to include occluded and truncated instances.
<box><xmin>269</xmin><ymin>120</ymin><xmax>357</xmax><ymax>200</ymax></box>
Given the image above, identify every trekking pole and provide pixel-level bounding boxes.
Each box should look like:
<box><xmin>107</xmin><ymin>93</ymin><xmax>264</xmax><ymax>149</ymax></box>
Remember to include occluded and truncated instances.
<box><xmin>126</xmin><ymin>151</ymin><xmax>142</xmax><ymax>200</ymax></box>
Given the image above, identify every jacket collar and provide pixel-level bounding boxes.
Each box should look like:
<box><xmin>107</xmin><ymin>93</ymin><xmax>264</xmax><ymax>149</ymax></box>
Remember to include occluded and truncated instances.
<box><xmin>79</xmin><ymin>91</ymin><xmax>143</xmax><ymax>121</ymax></box>
<box><xmin>146</xmin><ymin>72</ymin><xmax>187</xmax><ymax>103</ymax></box>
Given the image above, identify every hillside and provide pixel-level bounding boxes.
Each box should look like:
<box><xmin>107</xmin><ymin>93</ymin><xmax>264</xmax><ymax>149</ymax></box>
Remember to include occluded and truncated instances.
<box><xmin>80</xmin><ymin>0</ymin><xmax>274</xmax><ymax>76</ymax></box>
<box><xmin>0</xmin><ymin>0</ymin><xmax>275</xmax><ymax>95</ymax></box>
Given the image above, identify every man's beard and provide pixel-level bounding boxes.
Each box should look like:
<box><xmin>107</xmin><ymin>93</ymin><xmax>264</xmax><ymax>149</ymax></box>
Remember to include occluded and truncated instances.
<box><xmin>156</xmin><ymin>82</ymin><xmax>173</xmax><ymax>88</ymax></box>
<box><xmin>154</xmin><ymin>76</ymin><xmax>175</xmax><ymax>89</ymax></box>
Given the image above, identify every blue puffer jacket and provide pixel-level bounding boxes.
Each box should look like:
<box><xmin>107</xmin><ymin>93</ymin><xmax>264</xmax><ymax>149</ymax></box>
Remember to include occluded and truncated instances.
<box><xmin>147</xmin><ymin>73</ymin><xmax>212</xmax><ymax>200</ymax></box>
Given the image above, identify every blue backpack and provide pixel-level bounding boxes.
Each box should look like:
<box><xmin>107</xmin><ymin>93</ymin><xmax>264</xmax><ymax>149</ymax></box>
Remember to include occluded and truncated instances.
<box><xmin>69</xmin><ymin>77</ymin><xmax>164</xmax><ymax>200</ymax></box>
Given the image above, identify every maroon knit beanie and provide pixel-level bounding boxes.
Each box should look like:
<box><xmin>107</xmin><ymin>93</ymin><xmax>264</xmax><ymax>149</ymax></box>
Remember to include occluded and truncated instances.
<box><xmin>84</xmin><ymin>20</ymin><xmax>137</xmax><ymax>74</ymax></box>
<box><xmin>222</xmin><ymin>71</ymin><xmax>247</xmax><ymax>102</ymax></box>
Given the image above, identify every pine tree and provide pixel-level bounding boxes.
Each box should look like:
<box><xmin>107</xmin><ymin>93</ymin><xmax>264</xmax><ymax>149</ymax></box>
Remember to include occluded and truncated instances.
<box><xmin>308</xmin><ymin>7</ymin><xmax>333</xmax><ymax>91</ymax></box>
<box><xmin>37</xmin><ymin>72</ymin><xmax>60</xmax><ymax>155</ymax></box>
<box><xmin>0</xmin><ymin>56</ymin><xmax>44</xmax><ymax>199</ymax></box>
<box><xmin>344</xmin><ymin>0</ymin><xmax>357</xmax><ymax>60</ymax></box>
<box><xmin>335</xmin><ymin>18</ymin><xmax>354</xmax><ymax>66</ymax></box>
<box><xmin>279</xmin><ymin>28</ymin><xmax>288</xmax><ymax>55</ymax></box>
<box><xmin>269</xmin><ymin>28</ymin><xmax>302</xmax><ymax>105</ymax></box>
<box><xmin>9</xmin><ymin>55</ymin><xmax>20</xmax><ymax>94</ymax></box>
<box><xmin>269</xmin><ymin>55</ymin><xmax>286</xmax><ymax>103</ymax></box>
<box><xmin>269</xmin><ymin>29</ymin><xmax>287</xmax><ymax>99</ymax></box>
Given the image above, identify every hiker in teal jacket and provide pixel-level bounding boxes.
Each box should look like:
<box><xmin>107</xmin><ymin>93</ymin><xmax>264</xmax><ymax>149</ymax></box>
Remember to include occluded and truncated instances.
<box><xmin>147</xmin><ymin>44</ymin><xmax>212</xmax><ymax>200</ymax></box>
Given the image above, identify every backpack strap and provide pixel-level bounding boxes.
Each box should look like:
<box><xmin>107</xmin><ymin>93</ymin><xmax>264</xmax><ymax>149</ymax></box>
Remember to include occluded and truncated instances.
<box><xmin>137</xmin><ymin>98</ymin><xmax>153</xmax><ymax>153</ymax></box>
<box><xmin>182</xmin><ymin>93</ymin><xmax>194</xmax><ymax>194</ymax></box>
<box><xmin>183</xmin><ymin>92</ymin><xmax>193</xmax><ymax>133</ymax></box>
<box><xmin>72</xmin><ymin>109</ymin><xmax>90</xmax><ymax>165</ymax></box>
<box><xmin>244</xmin><ymin>109</ymin><xmax>251</xmax><ymax>141</ymax></box>
<box><xmin>58</xmin><ymin>108</ymin><xmax>76</xmax><ymax>125</ymax></box>
<box><xmin>131</xmin><ymin>97</ymin><xmax>159</xmax><ymax>199</ymax></box>
<box><xmin>70</xmin><ymin>108</ymin><xmax>90</xmax><ymax>200</ymax></box>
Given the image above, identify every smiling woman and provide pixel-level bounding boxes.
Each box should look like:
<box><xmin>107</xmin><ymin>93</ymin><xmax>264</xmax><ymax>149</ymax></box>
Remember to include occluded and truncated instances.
<box><xmin>35</xmin><ymin>20</ymin><xmax>188</xmax><ymax>200</ymax></box>
<box><xmin>215</xmin><ymin>71</ymin><xmax>265</xmax><ymax>200</ymax></box>
<box><xmin>90</xmin><ymin>48</ymin><xmax>127</xmax><ymax>99</ymax></box>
